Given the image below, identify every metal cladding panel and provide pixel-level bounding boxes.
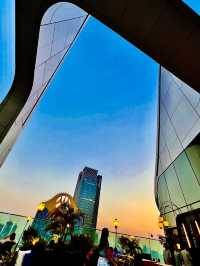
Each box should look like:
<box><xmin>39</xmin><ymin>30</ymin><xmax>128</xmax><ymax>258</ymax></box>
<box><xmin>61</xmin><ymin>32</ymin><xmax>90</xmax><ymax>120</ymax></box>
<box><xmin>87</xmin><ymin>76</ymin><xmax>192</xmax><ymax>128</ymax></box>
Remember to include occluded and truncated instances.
<box><xmin>0</xmin><ymin>3</ymin><xmax>88</xmax><ymax>166</ymax></box>
<box><xmin>157</xmin><ymin>67</ymin><xmax>200</xmax><ymax>177</ymax></box>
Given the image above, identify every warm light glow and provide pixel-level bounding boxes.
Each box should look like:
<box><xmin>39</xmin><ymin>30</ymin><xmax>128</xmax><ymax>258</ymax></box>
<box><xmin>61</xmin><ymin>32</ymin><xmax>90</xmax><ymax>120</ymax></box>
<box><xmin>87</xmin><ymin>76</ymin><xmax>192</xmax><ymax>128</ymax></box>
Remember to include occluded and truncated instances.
<box><xmin>158</xmin><ymin>216</ymin><xmax>169</xmax><ymax>228</ymax></box>
<box><xmin>176</xmin><ymin>243</ymin><xmax>181</xmax><ymax>250</ymax></box>
<box><xmin>32</xmin><ymin>237</ymin><xmax>40</xmax><ymax>246</ymax></box>
<box><xmin>67</xmin><ymin>223</ymin><xmax>70</xmax><ymax>228</ymax></box>
<box><xmin>195</xmin><ymin>220</ymin><xmax>200</xmax><ymax>236</ymax></box>
<box><xmin>37</xmin><ymin>202</ymin><xmax>45</xmax><ymax>211</ymax></box>
<box><xmin>98</xmin><ymin>188</ymin><xmax>161</xmax><ymax>236</ymax></box>
<box><xmin>163</xmin><ymin>220</ymin><xmax>169</xmax><ymax>227</ymax></box>
<box><xmin>113</xmin><ymin>218</ymin><xmax>119</xmax><ymax>228</ymax></box>
<box><xmin>26</xmin><ymin>216</ymin><xmax>32</xmax><ymax>222</ymax></box>
<box><xmin>52</xmin><ymin>234</ymin><xmax>59</xmax><ymax>243</ymax></box>
<box><xmin>1</xmin><ymin>168</ymin><xmax>162</xmax><ymax>237</ymax></box>
<box><xmin>182</xmin><ymin>223</ymin><xmax>191</xmax><ymax>248</ymax></box>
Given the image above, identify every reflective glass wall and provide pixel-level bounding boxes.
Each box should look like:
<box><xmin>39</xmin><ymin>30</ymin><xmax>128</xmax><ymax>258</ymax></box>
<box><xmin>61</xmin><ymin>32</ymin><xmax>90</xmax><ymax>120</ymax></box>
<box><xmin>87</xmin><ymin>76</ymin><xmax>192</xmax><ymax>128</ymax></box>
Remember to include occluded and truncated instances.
<box><xmin>74</xmin><ymin>167</ymin><xmax>102</xmax><ymax>228</ymax></box>
<box><xmin>157</xmin><ymin>67</ymin><xmax>200</xmax><ymax>178</ymax></box>
<box><xmin>0</xmin><ymin>212</ymin><xmax>32</xmax><ymax>243</ymax></box>
<box><xmin>155</xmin><ymin>67</ymin><xmax>200</xmax><ymax>227</ymax></box>
<box><xmin>156</xmin><ymin>144</ymin><xmax>200</xmax><ymax>227</ymax></box>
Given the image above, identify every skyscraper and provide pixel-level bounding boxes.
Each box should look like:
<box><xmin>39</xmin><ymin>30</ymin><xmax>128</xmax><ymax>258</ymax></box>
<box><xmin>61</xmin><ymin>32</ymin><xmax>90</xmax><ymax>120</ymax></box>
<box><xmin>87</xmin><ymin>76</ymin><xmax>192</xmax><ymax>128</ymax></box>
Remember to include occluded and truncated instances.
<box><xmin>74</xmin><ymin>167</ymin><xmax>102</xmax><ymax>228</ymax></box>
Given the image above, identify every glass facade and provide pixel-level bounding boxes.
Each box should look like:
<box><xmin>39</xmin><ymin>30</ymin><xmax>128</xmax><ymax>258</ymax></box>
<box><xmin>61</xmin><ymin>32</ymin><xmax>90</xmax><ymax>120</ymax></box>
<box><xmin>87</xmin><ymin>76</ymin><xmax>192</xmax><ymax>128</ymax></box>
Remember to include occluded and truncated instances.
<box><xmin>156</xmin><ymin>67</ymin><xmax>200</xmax><ymax>229</ymax></box>
<box><xmin>74</xmin><ymin>167</ymin><xmax>102</xmax><ymax>228</ymax></box>
<box><xmin>156</xmin><ymin>147</ymin><xmax>200</xmax><ymax>228</ymax></box>
<box><xmin>0</xmin><ymin>212</ymin><xmax>32</xmax><ymax>243</ymax></box>
<box><xmin>0</xmin><ymin>3</ymin><xmax>88</xmax><ymax>166</ymax></box>
<box><xmin>157</xmin><ymin>67</ymin><xmax>200</xmax><ymax>177</ymax></box>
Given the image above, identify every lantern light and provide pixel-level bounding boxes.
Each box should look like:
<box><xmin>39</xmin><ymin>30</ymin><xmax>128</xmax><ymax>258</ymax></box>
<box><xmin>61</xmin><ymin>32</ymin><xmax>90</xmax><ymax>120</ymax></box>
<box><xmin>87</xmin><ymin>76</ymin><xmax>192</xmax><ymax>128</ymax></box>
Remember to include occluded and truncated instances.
<box><xmin>37</xmin><ymin>202</ymin><xmax>46</xmax><ymax>212</ymax></box>
<box><xmin>27</xmin><ymin>216</ymin><xmax>32</xmax><ymax>222</ymax></box>
<box><xmin>113</xmin><ymin>218</ymin><xmax>119</xmax><ymax>228</ymax></box>
<box><xmin>163</xmin><ymin>220</ymin><xmax>169</xmax><ymax>227</ymax></box>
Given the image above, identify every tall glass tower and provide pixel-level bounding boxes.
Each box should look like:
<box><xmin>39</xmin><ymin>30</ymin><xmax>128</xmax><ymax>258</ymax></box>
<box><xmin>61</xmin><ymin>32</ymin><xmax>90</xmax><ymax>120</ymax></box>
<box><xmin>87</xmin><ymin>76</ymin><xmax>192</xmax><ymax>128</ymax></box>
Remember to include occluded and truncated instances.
<box><xmin>74</xmin><ymin>167</ymin><xmax>102</xmax><ymax>228</ymax></box>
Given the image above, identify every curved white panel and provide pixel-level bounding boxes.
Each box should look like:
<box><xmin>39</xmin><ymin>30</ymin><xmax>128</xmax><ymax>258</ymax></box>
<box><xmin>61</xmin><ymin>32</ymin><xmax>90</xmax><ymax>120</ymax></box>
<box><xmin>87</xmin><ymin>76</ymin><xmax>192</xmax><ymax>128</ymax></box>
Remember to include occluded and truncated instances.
<box><xmin>0</xmin><ymin>2</ymin><xmax>88</xmax><ymax>166</ymax></box>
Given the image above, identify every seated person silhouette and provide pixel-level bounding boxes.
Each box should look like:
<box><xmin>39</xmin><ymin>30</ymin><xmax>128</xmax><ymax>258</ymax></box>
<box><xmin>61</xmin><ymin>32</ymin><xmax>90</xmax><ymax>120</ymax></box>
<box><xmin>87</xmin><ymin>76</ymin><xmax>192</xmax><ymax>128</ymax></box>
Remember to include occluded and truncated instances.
<box><xmin>0</xmin><ymin>233</ymin><xmax>16</xmax><ymax>256</ymax></box>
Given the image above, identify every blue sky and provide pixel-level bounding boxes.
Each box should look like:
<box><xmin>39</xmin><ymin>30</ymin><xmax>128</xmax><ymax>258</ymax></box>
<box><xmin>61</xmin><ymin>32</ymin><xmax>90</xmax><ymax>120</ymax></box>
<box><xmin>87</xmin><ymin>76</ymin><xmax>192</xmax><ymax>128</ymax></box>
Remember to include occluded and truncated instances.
<box><xmin>0</xmin><ymin>0</ymin><xmax>199</xmax><ymax>235</ymax></box>
<box><xmin>0</xmin><ymin>0</ymin><xmax>14</xmax><ymax>101</ymax></box>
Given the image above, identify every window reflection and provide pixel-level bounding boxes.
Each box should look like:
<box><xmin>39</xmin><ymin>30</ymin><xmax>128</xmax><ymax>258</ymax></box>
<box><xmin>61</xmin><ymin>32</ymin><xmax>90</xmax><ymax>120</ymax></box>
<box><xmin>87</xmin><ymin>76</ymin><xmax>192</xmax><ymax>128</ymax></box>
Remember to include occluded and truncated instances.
<box><xmin>157</xmin><ymin>174</ymin><xmax>173</xmax><ymax>214</ymax></box>
<box><xmin>186</xmin><ymin>144</ymin><xmax>200</xmax><ymax>185</ymax></box>
<box><xmin>164</xmin><ymin>211</ymin><xmax>176</xmax><ymax>228</ymax></box>
<box><xmin>164</xmin><ymin>165</ymin><xmax>187</xmax><ymax>209</ymax></box>
<box><xmin>174</xmin><ymin>152</ymin><xmax>200</xmax><ymax>205</ymax></box>
<box><xmin>157</xmin><ymin>146</ymin><xmax>200</xmax><ymax>227</ymax></box>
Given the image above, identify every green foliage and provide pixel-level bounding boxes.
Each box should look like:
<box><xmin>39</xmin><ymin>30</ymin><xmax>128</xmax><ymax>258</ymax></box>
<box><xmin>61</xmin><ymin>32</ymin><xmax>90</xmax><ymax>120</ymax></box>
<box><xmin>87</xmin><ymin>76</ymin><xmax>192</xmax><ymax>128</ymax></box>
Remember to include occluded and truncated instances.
<box><xmin>119</xmin><ymin>236</ymin><xmax>142</xmax><ymax>256</ymax></box>
<box><xmin>0</xmin><ymin>243</ymin><xmax>18</xmax><ymax>266</ymax></box>
<box><xmin>45</xmin><ymin>202</ymin><xmax>83</xmax><ymax>242</ymax></box>
<box><xmin>70</xmin><ymin>234</ymin><xmax>93</xmax><ymax>254</ymax></box>
<box><xmin>31</xmin><ymin>238</ymin><xmax>47</xmax><ymax>253</ymax></box>
<box><xmin>20</xmin><ymin>226</ymin><xmax>39</xmax><ymax>250</ymax></box>
<box><xmin>0</xmin><ymin>252</ymin><xmax>18</xmax><ymax>266</ymax></box>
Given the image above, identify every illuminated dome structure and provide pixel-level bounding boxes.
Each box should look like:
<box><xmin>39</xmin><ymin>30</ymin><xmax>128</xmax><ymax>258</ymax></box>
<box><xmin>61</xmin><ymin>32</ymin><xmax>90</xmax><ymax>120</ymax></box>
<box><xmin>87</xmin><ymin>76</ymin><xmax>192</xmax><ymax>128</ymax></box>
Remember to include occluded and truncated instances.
<box><xmin>36</xmin><ymin>192</ymin><xmax>79</xmax><ymax>219</ymax></box>
<box><xmin>33</xmin><ymin>192</ymin><xmax>81</xmax><ymax>239</ymax></box>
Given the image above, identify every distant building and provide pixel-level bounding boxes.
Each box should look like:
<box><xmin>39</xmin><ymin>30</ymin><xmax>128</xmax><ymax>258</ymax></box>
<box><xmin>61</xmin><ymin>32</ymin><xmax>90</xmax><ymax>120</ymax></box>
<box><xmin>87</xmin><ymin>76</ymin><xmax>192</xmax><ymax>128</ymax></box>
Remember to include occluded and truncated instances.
<box><xmin>74</xmin><ymin>167</ymin><xmax>102</xmax><ymax>228</ymax></box>
<box><xmin>33</xmin><ymin>192</ymin><xmax>80</xmax><ymax>240</ymax></box>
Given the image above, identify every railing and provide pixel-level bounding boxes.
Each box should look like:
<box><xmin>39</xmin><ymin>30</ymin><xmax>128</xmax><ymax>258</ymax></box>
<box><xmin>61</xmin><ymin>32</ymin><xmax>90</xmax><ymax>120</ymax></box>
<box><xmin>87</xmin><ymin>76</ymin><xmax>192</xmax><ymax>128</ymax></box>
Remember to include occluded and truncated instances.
<box><xmin>0</xmin><ymin>211</ymin><xmax>164</xmax><ymax>263</ymax></box>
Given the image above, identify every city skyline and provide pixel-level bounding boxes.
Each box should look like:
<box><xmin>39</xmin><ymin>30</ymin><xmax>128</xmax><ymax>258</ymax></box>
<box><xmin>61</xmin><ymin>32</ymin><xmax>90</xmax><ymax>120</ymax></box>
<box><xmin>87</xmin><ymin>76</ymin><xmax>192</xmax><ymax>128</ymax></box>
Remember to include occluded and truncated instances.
<box><xmin>0</xmin><ymin>0</ymin><xmax>199</xmax><ymax>238</ymax></box>
<box><xmin>0</xmin><ymin>0</ymin><xmax>167</xmax><ymax>237</ymax></box>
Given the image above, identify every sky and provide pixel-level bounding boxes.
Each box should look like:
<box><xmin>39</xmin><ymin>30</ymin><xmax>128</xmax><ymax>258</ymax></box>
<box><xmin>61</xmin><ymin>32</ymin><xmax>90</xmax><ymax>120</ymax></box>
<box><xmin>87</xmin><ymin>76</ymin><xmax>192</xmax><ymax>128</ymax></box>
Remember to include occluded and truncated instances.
<box><xmin>0</xmin><ymin>0</ymin><xmax>199</xmax><ymax>237</ymax></box>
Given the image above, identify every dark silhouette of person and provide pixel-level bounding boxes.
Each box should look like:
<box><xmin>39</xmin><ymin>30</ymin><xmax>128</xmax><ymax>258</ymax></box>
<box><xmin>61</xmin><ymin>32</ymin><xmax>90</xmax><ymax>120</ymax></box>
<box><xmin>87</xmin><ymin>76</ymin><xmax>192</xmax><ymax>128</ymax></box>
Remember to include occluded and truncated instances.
<box><xmin>98</xmin><ymin>228</ymin><xmax>109</xmax><ymax>257</ymax></box>
<box><xmin>163</xmin><ymin>243</ymin><xmax>172</xmax><ymax>265</ymax></box>
<box><xmin>85</xmin><ymin>228</ymin><xmax>110</xmax><ymax>266</ymax></box>
<box><xmin>97</xmin><ymin>228</ymin><xmax>117</xmax><ymax>265</ymax></box>
<box><xmin>0</xmin><ymin>233</ymin><xmax>16</xmax><ymax>256</ymax></box>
